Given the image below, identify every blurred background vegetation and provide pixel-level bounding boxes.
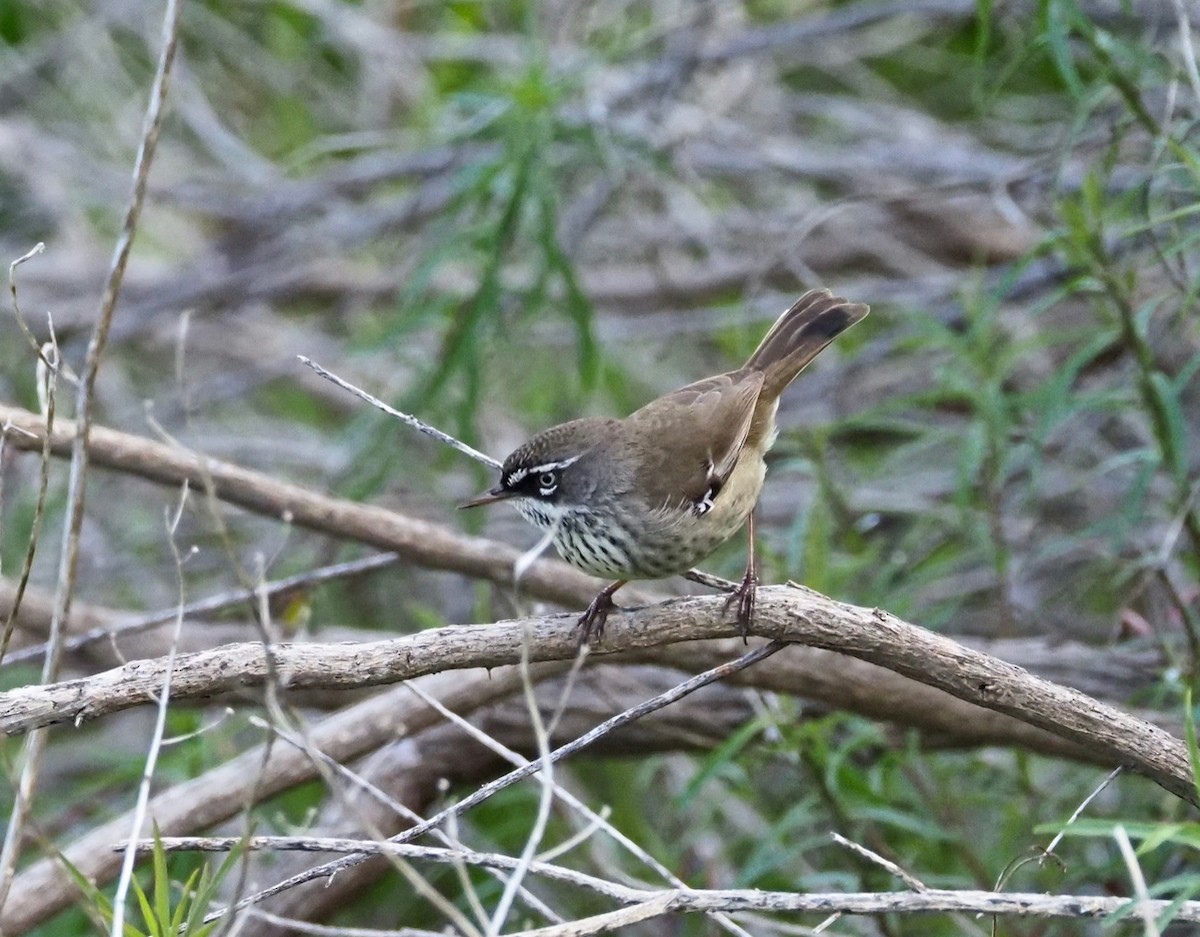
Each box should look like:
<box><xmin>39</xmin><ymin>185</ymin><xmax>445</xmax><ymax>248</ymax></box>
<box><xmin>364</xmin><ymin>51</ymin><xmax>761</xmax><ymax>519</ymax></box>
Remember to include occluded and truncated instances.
<box><xmin>1</xmin><ymin>0</ymin><xmax>1199</xmax><ymax>934</ymax></box>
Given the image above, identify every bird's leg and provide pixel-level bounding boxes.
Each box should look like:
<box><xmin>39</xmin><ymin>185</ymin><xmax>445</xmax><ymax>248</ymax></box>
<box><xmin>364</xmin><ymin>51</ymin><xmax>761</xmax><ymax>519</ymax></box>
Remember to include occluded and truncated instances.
<box><xmin>724</xmin><ymin>512</ymin><xmax>757</xmax><ymax>642</ymax></box>
<box><xmin>576</xmin><ymin>580</ymin><xmax>627</xmax><ymax>645</ymax></box>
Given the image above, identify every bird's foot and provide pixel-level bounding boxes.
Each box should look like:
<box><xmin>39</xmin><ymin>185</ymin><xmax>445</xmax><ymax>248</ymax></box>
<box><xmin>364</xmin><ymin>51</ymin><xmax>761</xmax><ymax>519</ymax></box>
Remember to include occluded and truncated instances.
<box><xmin>723</xmin><ymin>567</ymin><xmax>757</xmax><ymax>643</ymax></box>
<box><xmin>576</xmin><ymin>593</ymin><xmax>614</xmax><ymax>646</ymax></box>
<box><xmin>576</xmin><ymin>582</ymin><xmax>624</xmax><ymax>646</ymax></box>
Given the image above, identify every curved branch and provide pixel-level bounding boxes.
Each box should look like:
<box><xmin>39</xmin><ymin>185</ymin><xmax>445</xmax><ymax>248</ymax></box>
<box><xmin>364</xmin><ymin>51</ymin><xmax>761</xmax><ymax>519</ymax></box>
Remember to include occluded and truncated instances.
<box><xmin>0</xmin><ymin>663</ymin><xmax>563</xmax><ymax>936</ymax></box>
<box><xmin>1</xmin><ymin>585</ymin><xmax>1193</xmax><ymax>804</ymax></box>
<box><xmin>0</xmin><ymin>403</ymin><xmax>612</xmax><ymax>608</ymax></box>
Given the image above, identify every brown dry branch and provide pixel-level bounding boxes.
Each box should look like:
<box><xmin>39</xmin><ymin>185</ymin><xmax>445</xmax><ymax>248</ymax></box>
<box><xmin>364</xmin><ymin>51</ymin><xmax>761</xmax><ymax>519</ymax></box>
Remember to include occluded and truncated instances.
<box><xmin>0</xmin><ymin>402</ymin><xmax>619</xmax><ymax>610</ymax></box>
<box><xmin>635</xmin><ymin>640</ymin><xmax>1138</xmax><ymax>764</ymax></box>
<box><xmin>508</xmin><ymin>888</ymin><xmax>1198</xmax><ymax>934</ymax></box>
<box><xmin>222</xmin><ymin>666</ymin><xmax>761</xmax><ymax>934</ymax></box>
<box><xmin>0</xmin><ymin>552</ymin><xmax>400</xmax><ymax>669</ymax></box>
<box><xmin>0</xmin><ymin>572</ymin><xmax>1167</xmax><ymax>737</ymax></box>
<box><xmin>1</xmin><ymin>566</ymin><xmax>1159</xmax><ymax>772</ymax></box>
<box><xmin>0</xmin><ymin>587</ymin><xmax>1192</xmax><ymax>805</ymax></box>
<box><xmin>129</xmin><ymin>836</ymin><xmax>1200</xmax><ymax>927</ymax></box>
<box><xmin>0</xmin><ymin>663</ymin><xmax>568</xmax><ymax>936</ymax></box>
<box><xmin>214</xmin><ymin>642</ymin><xmax>788</xmax><ymax>922</ymax></box>
<box><xmin>0</xmin><ymin>0</ymin><xmax>183</xmax><ymax>919</ymax></box>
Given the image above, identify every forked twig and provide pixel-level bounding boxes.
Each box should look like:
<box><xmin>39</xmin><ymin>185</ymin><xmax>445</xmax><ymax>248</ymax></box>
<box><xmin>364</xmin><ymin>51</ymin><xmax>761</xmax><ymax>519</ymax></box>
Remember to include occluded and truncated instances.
<box><xmin>0</xmin><ymin>245</ymin><xmax>56</xmax><ymax>668</ymax></box>
<box><xmin>208</xmin><ymin>640</ymin><xmax>787</xmax><ymax>921</ymax></box>
<box><xmin>0</xmin><ymin>0</ymin><xmax>182</xmax><ymax>916</ymax></box>
<box><xmin>2</xmin><ymin>551</ymin><xmax>401</xmax><ymax>667</ymax></box>
<box><xmin>110</xmin><ymin>484</ymin><xmax>191</xmax><ymax>937</ymax></box>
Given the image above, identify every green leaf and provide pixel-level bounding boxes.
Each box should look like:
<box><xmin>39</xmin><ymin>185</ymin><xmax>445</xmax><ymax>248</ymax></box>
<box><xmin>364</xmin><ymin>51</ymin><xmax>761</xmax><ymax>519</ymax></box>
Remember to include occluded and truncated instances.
<box><xmin>678</xmin><ymin>716</ymin><xmax>767</xmax><ymax>809</ymax></box>
<box><xmin>59</xmin><ymin>852</ymin><xmax>119</xmax><ymax>932</ymax></box>
<box><xmin>1187</xmin><ymin>686</ymin><xmax>1200</xmax><ymax>808</ymax></box>
<box><xmin>130</xmin><ymin>874</ymin><xmax>158</xmax><ymax>937</ymax></box>
<box><xmin>1040</xmin><ymin>0</ymin><xmax>1084</xmax><ymax>97</ymax></box>
<box><xmin>1148</xmin><ymin>370</ymin><xmax>1188</xmax><ymax>485</ymax></box>
<box><xmin>184</xmin><ymin>833</ymin><xmax>250</xmax><ymax>937</ymax></box>
<box><xmin>152</xmin><ymin>825</ymin><xmax>170</xmax><ymax>935</ymax></box>
<box><xmin>171</xmin><ymin>868</ymin><xmax>202</xmax><ymax>934</ymax></box>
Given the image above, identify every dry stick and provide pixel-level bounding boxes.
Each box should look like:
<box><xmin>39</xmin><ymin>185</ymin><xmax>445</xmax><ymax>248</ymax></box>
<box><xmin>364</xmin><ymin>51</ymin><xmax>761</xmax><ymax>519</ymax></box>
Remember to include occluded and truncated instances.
<box><xmin>0</xmin><ymin>243</ymin><xmax>55</xmax><ymax>666</ymax></box>
<box><xmin>109</xmin><ymin>486</ymin><xmax>190</xmax><ymax>937</ymax></box>
<box><xmin>133</xmin><ymin>835</ymin><xmax>717</xmax><ymax>908</ymax></box>
<box><xmin>506</xmin><ymin>889</ymin><xmax>1200</xmax><ymax>935</ymax></box>
<box><xmin>209</xmin><ymin>641</ymin><xmax>787</xmax><ymax>922</ymax></box>
<box><xmin>243</xmin><ymin>911</ymin><xmax>443</xmax><ymax>936</ymax></box>
<box><xmin>822</xmin><ymin>833</ymin><xmax>932</xmax><ymax>934</ymax></box>
<box><xmin>830</xmin><ymin>833</ymin><xmax>927</xmax><ymax>892</ymax></box>
<box><xmin>0</xmin><ymin>402</ymin><xmax>619</xmax><ymax>610</ymax></box>
<box><xmin>2</xmin><ymin>594</ymin><xmax>1193</xmax><ymax>805</ymax></box>
<box><xmin>0</xmin><ymin>0</ymin><xmax>181</xmax><ymax>919</ymax></box>
<box><xmin>122</xmin><ymin>835</ymin><xmax>1200</xmax><ymax>928</ymax></box>
<box><xmin>252</xmin><ymin>716</ymin><xmax>562</xmax><ymax>929</ymax></box>
<box><xmin>298</xmin><ymin>356</ymin><xmax>500</xmax><ymax>469</ymax></box>
<box><xmin>241</xmin><ymin>607</ymin><xmax>488</xmax><ymax>937</ymax></box>
<box><xmin>488</xmin><ymin>642</ymin><xmax>559</xmax><ymax>936</ymax></box>
<box><xmin>278</xmin><ymin>708</ymin><xmax>562</xmax><ymax>924</ymax></box>
<box><xmin>1033</xmin><ymin>765</ymin><xmax>1123</xmax><ymax>872</ymax></box>
<box><xmin>402</xmin><ymin>681</ymin><xmax>754</xmax><ymax>937</ymax></box>
<box><xmin>0</xmin><ymin>666</ymin><xmax>554</xmax><ymax>936</ymax></box>
<box><xmin>2</xmin><ymin>551</ymin><xmax>401</xmax><ymax>667</ymax></box>
<box><xmin>249</xmin><ymin>912</ymin><xmax>448</xmax><ymax>937</ymax></box>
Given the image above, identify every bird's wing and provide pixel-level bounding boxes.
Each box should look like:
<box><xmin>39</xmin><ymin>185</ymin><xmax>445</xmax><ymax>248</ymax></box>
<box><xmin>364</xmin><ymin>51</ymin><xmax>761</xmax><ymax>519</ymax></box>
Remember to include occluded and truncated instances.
<box><xmin>626</xmin><ymin>369</ymin><xmax>763</xmax><ymax>509</ymax></box>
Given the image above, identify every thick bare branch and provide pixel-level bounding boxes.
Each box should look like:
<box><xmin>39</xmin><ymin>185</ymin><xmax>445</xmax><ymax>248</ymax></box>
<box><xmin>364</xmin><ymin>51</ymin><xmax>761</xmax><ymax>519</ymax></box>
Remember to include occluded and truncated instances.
<box><xmin>0</xmin><ymin>403</ymin><xmax>615</xmax><ymax>608</ymax></box>
<box><xmin>1</xmin><ymin>586</ymin><xmax>1192</xmax><ymax>805</ymax></box>
<box><xmin>0</xmin><ymin>663</ymin><xmax>566</xmax><ymax>936</ymax></box>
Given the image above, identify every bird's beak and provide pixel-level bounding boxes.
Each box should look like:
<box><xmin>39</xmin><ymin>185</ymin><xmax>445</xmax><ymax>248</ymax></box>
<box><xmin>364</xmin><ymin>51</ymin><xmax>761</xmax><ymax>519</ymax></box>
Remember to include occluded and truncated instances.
<box><xmin>459</xmin><ymin>486</ymin><xmax>513</xmax><ymax>509</ymax></box>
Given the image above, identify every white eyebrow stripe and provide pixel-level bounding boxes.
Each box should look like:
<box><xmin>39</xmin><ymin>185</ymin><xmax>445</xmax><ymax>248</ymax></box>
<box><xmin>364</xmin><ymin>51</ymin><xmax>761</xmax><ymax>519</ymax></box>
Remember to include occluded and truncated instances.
<box><xmin>529</xmin><ymin>455</ymin><xmax>581</xmax><ymax>474</ymax></box>
<box><xmin>505</xmin><ymin>467</ymin><xmax>529</xmax><ymax>485</ymax></box>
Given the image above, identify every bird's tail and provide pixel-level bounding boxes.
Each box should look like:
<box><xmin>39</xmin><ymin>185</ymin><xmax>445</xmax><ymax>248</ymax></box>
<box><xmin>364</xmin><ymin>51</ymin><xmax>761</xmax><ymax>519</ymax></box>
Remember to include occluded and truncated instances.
<box><xmin>743</xmin><ymin>289</ymin><xmax>869</xmax><ymax>399</ymax></box>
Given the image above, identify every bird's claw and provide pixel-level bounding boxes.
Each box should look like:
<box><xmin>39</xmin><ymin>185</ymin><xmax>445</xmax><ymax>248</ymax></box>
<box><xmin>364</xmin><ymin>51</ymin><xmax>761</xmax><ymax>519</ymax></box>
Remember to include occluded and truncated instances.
<box><xmin>576</xmin><ymin>592</ymin><xmax>616</xmax><ymax>646</ymax></box>
<box><xmin>723</xmin><ymin>568</ymin><xmax>757</xmax><ymax>643</ymax></box>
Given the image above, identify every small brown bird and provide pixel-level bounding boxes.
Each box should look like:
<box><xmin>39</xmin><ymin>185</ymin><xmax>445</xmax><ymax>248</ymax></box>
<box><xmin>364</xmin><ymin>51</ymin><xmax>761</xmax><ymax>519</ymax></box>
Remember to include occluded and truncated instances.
<box><xmin>461</xmin><ymin>289</ymin><xmax>869</xmax><ymax>643</ymax></box>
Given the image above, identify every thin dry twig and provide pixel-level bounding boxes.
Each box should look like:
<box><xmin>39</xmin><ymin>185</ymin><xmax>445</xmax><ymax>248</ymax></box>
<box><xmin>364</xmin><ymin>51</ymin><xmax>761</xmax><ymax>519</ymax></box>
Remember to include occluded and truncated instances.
<box><xmin>1</xmin><ymin>551</ymin><xmax>400</xmax><ymax>667</ymax></box>
<box><xmin>0</xmin><ymin>245</ymin><xmax>56</xmax><ymax>667</ymax></box>
<box><xmin>210</xmin><ymin>641</ymin><xmax>787</xmax><ymax>921</ymax></box>
<box><xmin>298</xmin><ymin>355</ymin><xmax>500</xmax><ymax>469</ymax></box>
<box><xmin>245</xmin><ymin>910</ymin><xmax>445</xmax><ymax>936</ymax></box>
<box><xmin>830</xmin><ymin>833</ymin><xmax>927</xmax><ymax>892</ymax></box>
<box><xmin>0</xmin><ymin>0</ymin><xmax>182</xmax><ymax>916</ymax></box>
<box><xmin>1042</xmin><ymin>765</ymin><xmax>1124</xmax><ymax>860</ymax></box>
<box><xmin>255</xmin><ymin>714</ymin><xmax>561</xmax><ymax>927</ymax></box>
<box><xmin>110</xmin><ymin>483</ymin><xmax>191</xmax><ymax>937</ymax></box>
<box><xmin>141</xmin><ymin>837</ymin><xmax>1200</xmax><ymax>930</ymax></box>
<box><xmin>487</xmin><ymin>642</ymin><xmax>558</xmax><ymax>935</ymax></box>
<box><xmin>402</xmin><ymin>680</ymin><xmax>754</xmax><ymax>937</ymax></box>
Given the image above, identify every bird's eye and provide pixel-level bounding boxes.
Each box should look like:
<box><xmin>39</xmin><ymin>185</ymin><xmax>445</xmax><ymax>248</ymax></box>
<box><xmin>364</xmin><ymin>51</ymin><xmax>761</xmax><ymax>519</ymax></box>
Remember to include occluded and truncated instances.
<box><xmin>538</xmin><ymin>471</ymin><xmax>558</xmax><ymax>492</ymax></box>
